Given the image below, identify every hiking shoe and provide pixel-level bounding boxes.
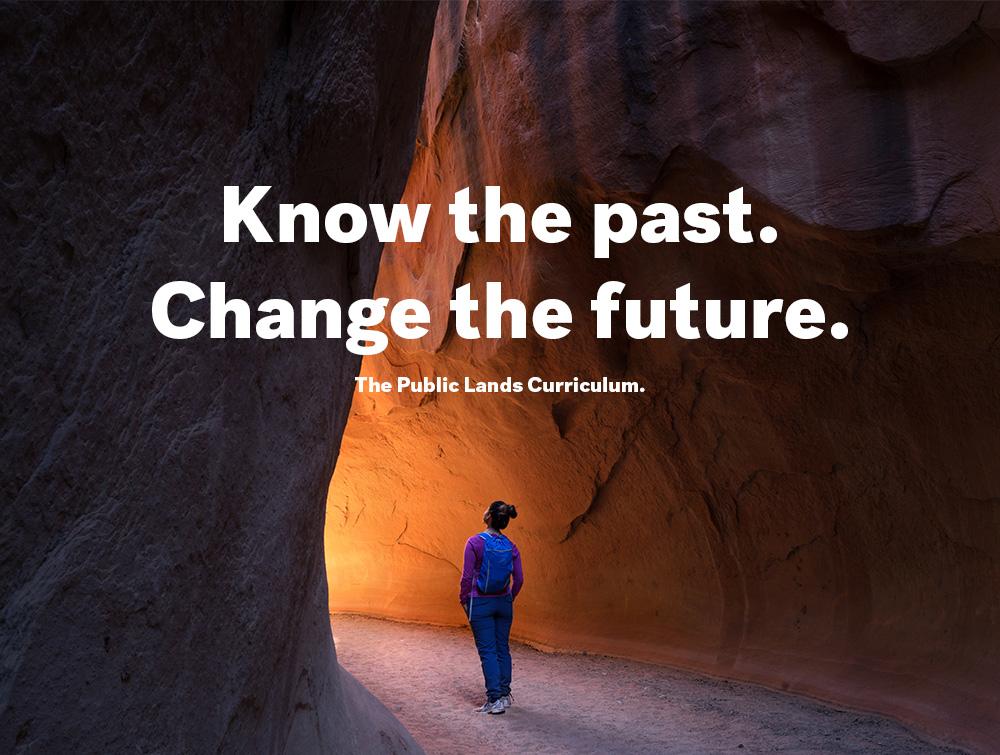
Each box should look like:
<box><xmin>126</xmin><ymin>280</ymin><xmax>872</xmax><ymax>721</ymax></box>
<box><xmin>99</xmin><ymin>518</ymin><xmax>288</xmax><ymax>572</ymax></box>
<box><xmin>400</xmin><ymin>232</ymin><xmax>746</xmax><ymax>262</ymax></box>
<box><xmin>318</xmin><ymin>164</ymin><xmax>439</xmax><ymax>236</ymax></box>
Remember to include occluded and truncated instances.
<box><xmin>474</xmin><ymin>699</ymin><xmax>506</xmax><ymax>714</ymax></box>
<box><xmin>498</xmin><ymin>694</ymin><xmax>514</xmax><ymax>710</ymax></box>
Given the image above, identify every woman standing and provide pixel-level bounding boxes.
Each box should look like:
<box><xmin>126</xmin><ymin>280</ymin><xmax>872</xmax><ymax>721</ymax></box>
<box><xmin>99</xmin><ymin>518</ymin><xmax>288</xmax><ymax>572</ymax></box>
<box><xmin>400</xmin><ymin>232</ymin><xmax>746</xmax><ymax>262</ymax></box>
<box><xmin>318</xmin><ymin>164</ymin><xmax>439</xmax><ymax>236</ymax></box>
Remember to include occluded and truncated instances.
<box><xmin>459</xmin><ymin>500</ymin><xmax>523</xmax><ymax>714</ymax></box>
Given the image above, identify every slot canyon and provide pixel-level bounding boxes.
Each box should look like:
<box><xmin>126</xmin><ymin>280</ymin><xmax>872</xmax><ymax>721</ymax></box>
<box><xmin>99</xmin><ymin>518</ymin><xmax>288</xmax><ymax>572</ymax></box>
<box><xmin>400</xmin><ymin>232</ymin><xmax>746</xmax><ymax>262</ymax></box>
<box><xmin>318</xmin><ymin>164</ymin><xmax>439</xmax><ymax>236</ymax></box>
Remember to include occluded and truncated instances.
<box><xmin>3</xmin><ymin>1</ymin><xmax>998</xmax><ymax>754</ymax></box>
<box><xmin>325</xmin><ymin>1</ymin><xmax>1000</xmax><ymax>752</ymax></box>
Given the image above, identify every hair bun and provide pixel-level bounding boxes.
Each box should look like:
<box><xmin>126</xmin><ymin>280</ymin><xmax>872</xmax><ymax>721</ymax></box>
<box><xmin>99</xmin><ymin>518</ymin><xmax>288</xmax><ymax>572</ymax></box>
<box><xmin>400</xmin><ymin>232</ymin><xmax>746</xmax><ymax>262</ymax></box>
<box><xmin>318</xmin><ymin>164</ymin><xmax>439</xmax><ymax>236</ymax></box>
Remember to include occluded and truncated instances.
<box><xmin>506</xmin><ymin>504</ymin><xmax>518</xmax><ymax>519</ymax></box>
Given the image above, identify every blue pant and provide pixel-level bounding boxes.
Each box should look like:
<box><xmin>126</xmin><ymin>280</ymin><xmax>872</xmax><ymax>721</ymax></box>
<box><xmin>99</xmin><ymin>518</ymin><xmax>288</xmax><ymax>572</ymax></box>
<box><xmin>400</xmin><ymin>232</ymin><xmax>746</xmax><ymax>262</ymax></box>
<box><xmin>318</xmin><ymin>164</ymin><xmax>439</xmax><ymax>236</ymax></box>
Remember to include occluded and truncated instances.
<box><xmin>468</xmin><ymin>595</ymin><xmax>513</xmax><ymax>701</ymax></box>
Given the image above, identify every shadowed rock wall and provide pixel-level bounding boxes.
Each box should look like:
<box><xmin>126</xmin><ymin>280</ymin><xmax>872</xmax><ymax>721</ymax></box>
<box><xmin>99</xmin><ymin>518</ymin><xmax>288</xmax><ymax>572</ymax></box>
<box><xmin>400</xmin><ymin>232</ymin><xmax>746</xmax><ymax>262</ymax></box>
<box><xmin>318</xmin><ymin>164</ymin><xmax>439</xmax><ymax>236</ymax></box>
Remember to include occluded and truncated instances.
<box><xmin>325</xmin><ymin>1</ymin><xmax>1000</xmax><ymax>749</ymax></box>
<box><xmin>1</xmin><ymin>3</ymin><xmax>435</xmax><ymax>752</ymax></box>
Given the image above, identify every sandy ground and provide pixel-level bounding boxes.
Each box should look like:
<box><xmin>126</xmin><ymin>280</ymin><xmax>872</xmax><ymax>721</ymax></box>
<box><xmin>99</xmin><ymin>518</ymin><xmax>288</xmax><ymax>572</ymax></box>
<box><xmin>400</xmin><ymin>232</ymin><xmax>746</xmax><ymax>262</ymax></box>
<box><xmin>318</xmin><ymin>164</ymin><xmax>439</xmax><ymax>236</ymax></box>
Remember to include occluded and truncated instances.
<box><xmin>331</xmin><ymin>615</ymin><xmax>960</xmax><ymax>755</ymax></box>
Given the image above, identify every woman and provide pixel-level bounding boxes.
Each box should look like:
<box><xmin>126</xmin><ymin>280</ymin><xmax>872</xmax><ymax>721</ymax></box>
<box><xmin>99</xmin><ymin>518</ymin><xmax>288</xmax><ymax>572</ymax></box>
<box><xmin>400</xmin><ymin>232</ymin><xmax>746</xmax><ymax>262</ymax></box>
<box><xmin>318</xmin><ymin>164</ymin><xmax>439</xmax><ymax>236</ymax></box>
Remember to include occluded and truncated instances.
<box><xmin>459</xmin><ymin>500</ymin><xmax>523</xmax><ymax>714</ymax></box>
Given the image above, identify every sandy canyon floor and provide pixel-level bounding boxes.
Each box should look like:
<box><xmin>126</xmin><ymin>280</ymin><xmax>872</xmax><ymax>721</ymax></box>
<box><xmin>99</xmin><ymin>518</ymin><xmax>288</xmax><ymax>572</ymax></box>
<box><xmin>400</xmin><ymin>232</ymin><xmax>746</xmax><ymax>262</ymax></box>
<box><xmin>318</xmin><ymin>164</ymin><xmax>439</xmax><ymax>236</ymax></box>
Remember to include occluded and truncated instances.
<box><xmin>331</xmin><ymin>615</ymin><xmax>959</xmax><ymax>755</ymax></box>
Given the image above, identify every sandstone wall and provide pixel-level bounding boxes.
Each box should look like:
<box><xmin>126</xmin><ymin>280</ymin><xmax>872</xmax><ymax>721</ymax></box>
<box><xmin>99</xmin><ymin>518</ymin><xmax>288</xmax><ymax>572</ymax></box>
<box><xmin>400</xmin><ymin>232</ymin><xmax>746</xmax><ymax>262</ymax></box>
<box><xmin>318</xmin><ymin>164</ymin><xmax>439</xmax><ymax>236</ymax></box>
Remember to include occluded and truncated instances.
<box><xmin>1</xmin><ymin>3</ymin><xmax>435</xmax><ymax>752</ymax></box>
<box><xmin>326</xmin><ymin>1</ymin><xmax>1000</xmax><ymax>749</ymax></box>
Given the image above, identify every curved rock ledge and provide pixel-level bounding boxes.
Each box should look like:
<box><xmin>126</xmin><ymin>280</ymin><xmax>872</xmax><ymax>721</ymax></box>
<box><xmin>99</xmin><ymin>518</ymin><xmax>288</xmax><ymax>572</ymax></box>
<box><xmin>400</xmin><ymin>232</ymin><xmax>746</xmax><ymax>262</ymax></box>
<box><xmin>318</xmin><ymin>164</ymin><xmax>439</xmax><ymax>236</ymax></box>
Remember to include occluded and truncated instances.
<box><xmin>1</xmin><ymin>3</ymin><xmax>436</xmax><ymax>752</ymax></box>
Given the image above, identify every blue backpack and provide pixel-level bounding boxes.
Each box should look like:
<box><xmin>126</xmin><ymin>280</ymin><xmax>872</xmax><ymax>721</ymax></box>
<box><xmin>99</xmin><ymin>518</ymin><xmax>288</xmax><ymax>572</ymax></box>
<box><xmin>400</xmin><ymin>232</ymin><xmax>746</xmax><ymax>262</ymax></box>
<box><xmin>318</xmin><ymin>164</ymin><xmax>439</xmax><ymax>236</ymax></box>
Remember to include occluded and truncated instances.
<box><xmin>475</xmin><ymin>532</ymin><xmax>514</xmax><ymax>594</ymax></box>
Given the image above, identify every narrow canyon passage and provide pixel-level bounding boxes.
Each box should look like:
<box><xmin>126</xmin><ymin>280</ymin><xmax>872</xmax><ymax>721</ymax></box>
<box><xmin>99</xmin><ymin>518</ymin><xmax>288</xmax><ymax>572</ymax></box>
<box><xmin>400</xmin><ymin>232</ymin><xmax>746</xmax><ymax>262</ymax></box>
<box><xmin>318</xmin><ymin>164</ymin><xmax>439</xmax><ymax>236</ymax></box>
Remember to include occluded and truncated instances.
<box><xmin>11</xmin><ymin>2</ymin><xmax>994</xmax><ymax>753</ymax></box>
<box><xmin>323</xmin><ymin>2</ymin><xmax>1000</xmax><ymax>752</ymax></box>
<box><xmin>332</xmin><ymin>615</ymin><xmax>957</xmax><ymax>755</ymax></box>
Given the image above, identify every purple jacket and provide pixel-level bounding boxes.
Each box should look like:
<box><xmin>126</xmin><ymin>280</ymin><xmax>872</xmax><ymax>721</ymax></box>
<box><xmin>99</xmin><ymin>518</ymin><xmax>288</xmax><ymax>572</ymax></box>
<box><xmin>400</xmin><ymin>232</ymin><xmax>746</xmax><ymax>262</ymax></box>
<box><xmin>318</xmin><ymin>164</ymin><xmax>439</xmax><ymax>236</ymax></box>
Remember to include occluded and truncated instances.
<box><xmin>459</xmin><ymin>532</ymin><xmax>524</xmax><ymax>604</ymax></box>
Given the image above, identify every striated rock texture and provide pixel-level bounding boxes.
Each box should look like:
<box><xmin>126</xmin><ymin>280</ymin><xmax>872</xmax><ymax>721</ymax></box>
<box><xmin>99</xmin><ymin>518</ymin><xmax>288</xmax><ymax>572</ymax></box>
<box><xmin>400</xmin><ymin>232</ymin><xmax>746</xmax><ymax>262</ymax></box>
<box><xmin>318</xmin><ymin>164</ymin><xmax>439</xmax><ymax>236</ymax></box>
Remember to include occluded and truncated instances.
<box><xmin>326</xmin><ymin>1</ymin><xmax>1000</xmax><ymax>750</ymax></box>
<box><xmin>1</xmin><ymin>3</ymin><xmax>435</xmax><ymax>753</ymax></box>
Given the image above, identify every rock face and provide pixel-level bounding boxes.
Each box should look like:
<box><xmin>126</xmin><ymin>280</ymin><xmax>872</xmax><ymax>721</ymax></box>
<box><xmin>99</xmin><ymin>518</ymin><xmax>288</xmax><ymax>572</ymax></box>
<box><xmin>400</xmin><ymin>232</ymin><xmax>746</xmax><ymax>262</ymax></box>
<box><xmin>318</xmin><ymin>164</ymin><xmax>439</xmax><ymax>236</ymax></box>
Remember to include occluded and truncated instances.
<box><xmin>1</xmin><ymin>3</ymin><xmax>435</xmax><ymax>752</ymax></box>
<box><xmin>326</xmin><ymin>1</ymin><xmax>1000</xmax><ymax>750</ymax></box>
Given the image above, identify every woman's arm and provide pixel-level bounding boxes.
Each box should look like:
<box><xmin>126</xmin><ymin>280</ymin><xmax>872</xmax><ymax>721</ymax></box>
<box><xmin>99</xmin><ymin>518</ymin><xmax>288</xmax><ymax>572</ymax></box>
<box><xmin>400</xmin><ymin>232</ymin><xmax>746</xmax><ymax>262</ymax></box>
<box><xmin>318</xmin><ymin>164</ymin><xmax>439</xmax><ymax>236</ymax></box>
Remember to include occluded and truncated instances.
<box><xmin>511</xmin><ymin>545</ymin><xmax>524</xmax><ymax>599</ymax></box>
<box><xmin>459</xmin><ymin>537</ymin><xmax>477</xmax><ymax>604</ymax></box>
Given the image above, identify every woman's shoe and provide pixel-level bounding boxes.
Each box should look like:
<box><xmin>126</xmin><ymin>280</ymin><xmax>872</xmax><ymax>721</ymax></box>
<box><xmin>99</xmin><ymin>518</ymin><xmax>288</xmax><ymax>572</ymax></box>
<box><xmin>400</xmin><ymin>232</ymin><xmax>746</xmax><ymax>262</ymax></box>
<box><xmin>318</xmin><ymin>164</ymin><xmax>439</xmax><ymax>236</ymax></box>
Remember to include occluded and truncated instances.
<box><xmin>474</xmin><ymin>699</ymin><xmax>506</xmax><ymax>714</ymax></box>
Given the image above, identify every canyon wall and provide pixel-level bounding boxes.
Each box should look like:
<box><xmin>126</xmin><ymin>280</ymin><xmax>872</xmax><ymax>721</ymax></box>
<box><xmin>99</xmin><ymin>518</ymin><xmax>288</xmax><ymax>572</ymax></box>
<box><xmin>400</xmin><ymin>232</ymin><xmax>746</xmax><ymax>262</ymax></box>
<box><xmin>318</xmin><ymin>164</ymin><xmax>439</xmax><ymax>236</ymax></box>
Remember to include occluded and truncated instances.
<box><xmin>1</xmin><ymin>3</ymin><xmax>435</xmax><ymax>752</ymax></box>
<box><xmin>326</xmin><ymin>1</ymin><xmax>1000</xmax><ymax>750</ymax></box>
